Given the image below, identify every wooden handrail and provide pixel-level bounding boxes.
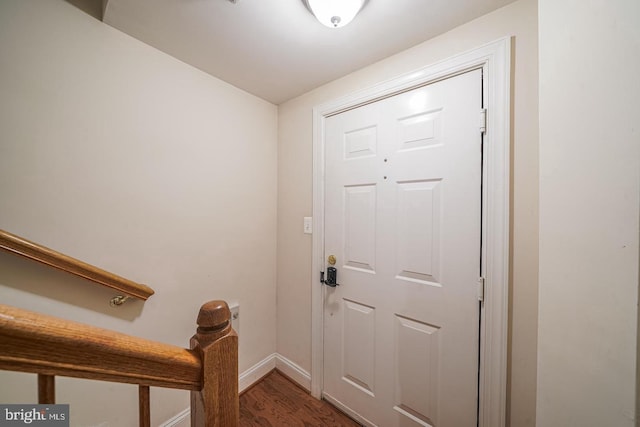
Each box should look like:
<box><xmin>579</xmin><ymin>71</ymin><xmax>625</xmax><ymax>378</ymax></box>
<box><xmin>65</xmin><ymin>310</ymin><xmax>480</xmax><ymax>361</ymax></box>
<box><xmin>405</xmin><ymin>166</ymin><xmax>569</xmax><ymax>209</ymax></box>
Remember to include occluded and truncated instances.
<box><xmin>0</xmin><ymin>229</ymin><xmax>154</xmax><ymax>300</ymax></box>
<box><xmin>0</xmin><ymin>301</ymin><xmax>239</xmax><ymax>426</ymax></box>
<box><xmin>0</xmin><ymin>304</ymin><xmax>201</xmax><ymax>389</ymax></box>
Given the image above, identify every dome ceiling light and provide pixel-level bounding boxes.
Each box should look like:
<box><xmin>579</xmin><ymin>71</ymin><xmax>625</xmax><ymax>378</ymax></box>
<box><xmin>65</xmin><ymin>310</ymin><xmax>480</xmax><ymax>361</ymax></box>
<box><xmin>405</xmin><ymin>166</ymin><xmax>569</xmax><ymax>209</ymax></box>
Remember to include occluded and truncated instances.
<box><xmin>303</xmin><ymin>0</ymin><xmax>368</xmax><ymax>28</ymax></box>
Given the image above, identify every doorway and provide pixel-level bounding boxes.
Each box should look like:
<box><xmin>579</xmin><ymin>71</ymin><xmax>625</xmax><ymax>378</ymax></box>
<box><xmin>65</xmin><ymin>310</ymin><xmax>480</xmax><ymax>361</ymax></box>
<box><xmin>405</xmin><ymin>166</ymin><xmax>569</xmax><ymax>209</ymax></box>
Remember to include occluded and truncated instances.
<box><xmin>310</xmin><ymin>38</ymin><xmax>511</xmax><ymax>427</ymax></box>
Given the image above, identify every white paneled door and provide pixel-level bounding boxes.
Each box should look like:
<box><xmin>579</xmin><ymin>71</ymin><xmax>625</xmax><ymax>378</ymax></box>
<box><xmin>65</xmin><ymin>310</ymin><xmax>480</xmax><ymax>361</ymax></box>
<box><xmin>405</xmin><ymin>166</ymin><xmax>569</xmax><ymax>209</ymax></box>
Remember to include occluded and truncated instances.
<box><xmin>323</xmin><ymin>69</ymin><xmax>483</xmax><ymax>427</ymax></box>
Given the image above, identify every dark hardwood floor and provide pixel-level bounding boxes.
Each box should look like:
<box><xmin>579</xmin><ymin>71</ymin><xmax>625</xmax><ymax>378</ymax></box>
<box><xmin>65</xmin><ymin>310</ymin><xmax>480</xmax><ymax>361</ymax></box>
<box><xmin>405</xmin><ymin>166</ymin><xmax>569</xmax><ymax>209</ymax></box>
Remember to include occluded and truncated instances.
<box><xmin>239</xmin><ymin>370</ymin><xmax>361</xmax><ymax>427</ymax></box>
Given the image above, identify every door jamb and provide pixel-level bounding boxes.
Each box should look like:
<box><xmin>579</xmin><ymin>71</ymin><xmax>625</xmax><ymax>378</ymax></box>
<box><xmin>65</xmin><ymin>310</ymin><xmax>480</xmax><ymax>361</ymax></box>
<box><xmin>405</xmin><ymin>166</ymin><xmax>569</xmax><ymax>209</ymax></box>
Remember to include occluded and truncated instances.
<box><xmin>311</xmin><ymin>37</ymin><xmax>511</xmax><ymax>427</ymax></box>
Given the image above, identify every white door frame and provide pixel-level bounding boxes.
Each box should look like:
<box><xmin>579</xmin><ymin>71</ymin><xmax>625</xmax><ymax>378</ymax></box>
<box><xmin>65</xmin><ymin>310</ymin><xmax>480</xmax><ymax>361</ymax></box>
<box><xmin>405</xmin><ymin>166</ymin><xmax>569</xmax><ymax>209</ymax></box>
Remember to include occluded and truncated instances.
<box><xmin>311</xmin><ymin>38</ymin><xmax>511</xmax><ymax>427</ymax></box>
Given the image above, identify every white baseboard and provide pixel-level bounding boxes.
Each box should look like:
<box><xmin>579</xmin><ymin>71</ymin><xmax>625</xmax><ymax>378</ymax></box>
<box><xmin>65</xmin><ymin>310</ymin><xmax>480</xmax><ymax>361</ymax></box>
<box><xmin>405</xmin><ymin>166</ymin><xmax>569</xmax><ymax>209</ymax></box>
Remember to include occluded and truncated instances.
<box><xmin>239</xmin><ymin>352</ymin><xmax>277</xmax><ymax>392</ymax></box>
<box><xmin>274</xmin><ymin>354</ymin><xmax>311</xmax><ymax>391</ymax></box>
<box><xmin>159</xmin><ymin>407</ymin><xmax>190</xmax><ymax>427</ymax></box>
<box><xmin>160</xmin><ymin>353</ymin><xmax>311</xmax><ymax>426</ymax></box>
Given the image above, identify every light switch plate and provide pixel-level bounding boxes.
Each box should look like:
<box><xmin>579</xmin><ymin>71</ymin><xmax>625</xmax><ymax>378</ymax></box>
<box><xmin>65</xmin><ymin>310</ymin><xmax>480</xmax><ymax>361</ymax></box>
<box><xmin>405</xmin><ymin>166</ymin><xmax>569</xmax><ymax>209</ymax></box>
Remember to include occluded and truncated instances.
<box><xmin>303</xmin><ymin>217</ymin><xmax>313</xmax><ymax>234</ymax></box>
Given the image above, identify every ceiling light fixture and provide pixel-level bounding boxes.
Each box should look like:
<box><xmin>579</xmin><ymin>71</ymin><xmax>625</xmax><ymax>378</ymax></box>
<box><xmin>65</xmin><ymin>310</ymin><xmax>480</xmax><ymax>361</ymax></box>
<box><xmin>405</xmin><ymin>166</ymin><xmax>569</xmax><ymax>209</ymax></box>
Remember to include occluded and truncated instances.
<box><xmin>303</xmin><ymin>0</ymin><xmax>368</xmax><ymax>28</ymax></box>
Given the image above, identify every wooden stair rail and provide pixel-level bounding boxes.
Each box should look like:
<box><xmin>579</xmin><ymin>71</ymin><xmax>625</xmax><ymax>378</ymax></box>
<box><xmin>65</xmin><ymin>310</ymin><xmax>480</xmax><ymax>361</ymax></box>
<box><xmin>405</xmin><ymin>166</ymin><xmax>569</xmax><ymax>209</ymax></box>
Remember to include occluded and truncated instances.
<box><xmin>0</xmin><ymin>229</ymin><xmax>154</xmax><ymax>301</ymax></box>
<box><xmin>0</xmin><ymin>301</ymin><xmax>238</xmax><ymax>426</ymax></box>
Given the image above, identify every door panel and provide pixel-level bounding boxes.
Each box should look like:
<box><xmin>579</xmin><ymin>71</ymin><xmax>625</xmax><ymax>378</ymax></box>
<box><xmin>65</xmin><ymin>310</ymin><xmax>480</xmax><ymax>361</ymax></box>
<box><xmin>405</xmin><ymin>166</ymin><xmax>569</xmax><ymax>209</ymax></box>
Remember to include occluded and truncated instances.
<box><xmin>396</xmin><ymin>109</ymin><xmax>442</xmax><ymax>152</ymax></box>
<box><xmin>395</xmin><ymin>179</ymin><xmax>441</xmax><ymax>285</ymax></box>
<box><xmin>344</xmin><ymin>185</ymin><xmax>377</xmax><ymax>272</ymax></box>
<box><xmin>394</xmin><ymin>314</ymin><xmax>440</xmax><ymax>427</ymax></box>
<box><xmin>323</xmin><ymin>69</ymin><xmax>482</xmax><ymax>427</ymax></box>
<box><xmin>343</xmin><ymin>299</ymin><xmax>376</xmax><ymax>396</ymax></box>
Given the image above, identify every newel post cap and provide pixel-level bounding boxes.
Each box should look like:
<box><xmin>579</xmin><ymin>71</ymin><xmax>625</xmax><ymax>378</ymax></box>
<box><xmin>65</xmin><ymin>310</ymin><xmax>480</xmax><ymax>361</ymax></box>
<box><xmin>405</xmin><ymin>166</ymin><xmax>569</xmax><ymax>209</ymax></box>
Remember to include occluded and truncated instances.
<box><xmin>197</xmin><ymin>300</ymin><xmax>231</xmax><ymax>331</ymax></box>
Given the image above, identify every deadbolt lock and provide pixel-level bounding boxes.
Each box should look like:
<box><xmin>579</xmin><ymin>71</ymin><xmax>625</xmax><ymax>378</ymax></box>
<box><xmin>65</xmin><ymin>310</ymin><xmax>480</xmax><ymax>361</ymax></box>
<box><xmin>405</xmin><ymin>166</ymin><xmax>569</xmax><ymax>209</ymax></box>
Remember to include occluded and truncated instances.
<box><xmin>327</xmin><ymin>255</ymin><xmax>336</xmax><ymax>266</ymax></box>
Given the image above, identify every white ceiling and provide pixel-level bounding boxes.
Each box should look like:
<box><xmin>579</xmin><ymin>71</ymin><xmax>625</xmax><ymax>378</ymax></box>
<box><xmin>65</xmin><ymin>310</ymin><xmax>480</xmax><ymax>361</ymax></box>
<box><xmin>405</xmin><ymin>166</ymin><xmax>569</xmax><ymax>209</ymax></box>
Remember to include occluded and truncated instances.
<box><xmin>103</xmin><ymin>0</ymin><xmax>516</xmax><ymax>104</ymax></box>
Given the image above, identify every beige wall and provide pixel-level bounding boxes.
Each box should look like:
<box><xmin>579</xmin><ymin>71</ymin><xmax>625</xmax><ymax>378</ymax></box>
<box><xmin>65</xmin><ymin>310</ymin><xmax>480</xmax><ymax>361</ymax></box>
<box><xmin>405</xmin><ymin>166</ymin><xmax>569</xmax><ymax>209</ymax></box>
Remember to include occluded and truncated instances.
<box><xmin>537</xmin><ymin>0</ymin><xmax>639</xmax><ymax>425</ymax></box>
<box><xmin>0</xmin><ymin>0</ymin><xmax>277</xmax><ymax>425</ymax></box>
<box><xmin>276</xmin><ymin>0</ymin><xmax>539</xmax><ymax>425</ymax></box>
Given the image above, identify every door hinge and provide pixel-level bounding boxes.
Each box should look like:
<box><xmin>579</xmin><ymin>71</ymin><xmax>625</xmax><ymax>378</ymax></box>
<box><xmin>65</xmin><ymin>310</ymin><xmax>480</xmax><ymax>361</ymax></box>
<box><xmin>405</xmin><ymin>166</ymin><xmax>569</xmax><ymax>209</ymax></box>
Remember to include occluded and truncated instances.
<box><xmin>478</xmin><ymin>277</ymin><xmax>485</xmax><ymax>302</ymax></box>
<box><xmin>480</xmin><ymin>108</ymin><xmax>487</xmax><ymax>134</ymax></box>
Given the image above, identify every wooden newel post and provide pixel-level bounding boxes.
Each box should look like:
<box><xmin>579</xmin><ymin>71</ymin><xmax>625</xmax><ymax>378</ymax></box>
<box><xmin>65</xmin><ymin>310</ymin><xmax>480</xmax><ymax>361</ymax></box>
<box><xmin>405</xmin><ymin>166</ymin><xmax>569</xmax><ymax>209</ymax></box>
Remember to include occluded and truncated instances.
<box><xmin>190</xmin><ymin>300</ymin><xmax>239</xmax><ymax>427</ymax></box>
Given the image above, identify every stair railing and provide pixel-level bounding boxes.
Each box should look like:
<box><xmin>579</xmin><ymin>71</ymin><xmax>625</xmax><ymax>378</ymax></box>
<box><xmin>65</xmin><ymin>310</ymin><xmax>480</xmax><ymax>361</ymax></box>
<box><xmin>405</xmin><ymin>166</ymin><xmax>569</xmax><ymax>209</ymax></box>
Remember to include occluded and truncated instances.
<box><xmin>0</xmin><ymin>300</ymin><xmax>238</xmax><ymax>426</ymax></box>
<box><xmin>0</xmin><ymin>229</ymin><xmax>155</xmax><ymax>303</ymax></box>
